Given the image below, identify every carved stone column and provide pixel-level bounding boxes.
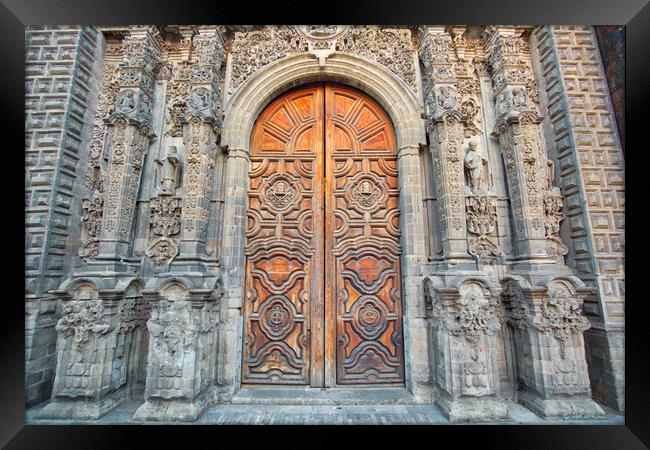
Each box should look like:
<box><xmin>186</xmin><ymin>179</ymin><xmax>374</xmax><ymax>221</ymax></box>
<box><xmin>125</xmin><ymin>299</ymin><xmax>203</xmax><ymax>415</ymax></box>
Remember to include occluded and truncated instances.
<box><xmin>214</xmin><ymin>147</ymin><xmax>249</xmax><ymax>400</ymax></box>
<box><xmin>484</xmin><ymin>27</ymin><xmax>555</xmax><ymax>264</ymax></box>
<box><xmin>419</xmin><ymin>27</ymin><xmax>472</xmax><ymax>267</ymax></box>
<box><xmin>134</xmin><ymin>280</ymin><xmax>221</xmax><ymax>421</ymax></box>
<box><xmin>176</xmin><ymin>27</ymin><xmax>225</xmax><ymax>263</ymax></box>
<box><xmin>502</xmin><ymin>277</ymin><xmax>605</xmax><ymax>417</ymax></box>
<box><xmin>424</xmin><ymin>277</ymin><xmax>507</xmax><ymax>422</ymax></box>
<box><xmin>397</xmin><ymin>144</ymin><xmax>431</xmax><ymax>401</ymax></box>
<box><xmin>95</xmin><ymin>27</ymin><xmax>162</xmax><ymax>264</ymax></box>
<box><xmin>39</xmin><ymin>26</ymin><xmax>162</xmax><ymax>420</ymax></box>
<box><xmin>36</xmin><ymin>280</ymin><xmax>148</xmax><ymax>419</ymax></box>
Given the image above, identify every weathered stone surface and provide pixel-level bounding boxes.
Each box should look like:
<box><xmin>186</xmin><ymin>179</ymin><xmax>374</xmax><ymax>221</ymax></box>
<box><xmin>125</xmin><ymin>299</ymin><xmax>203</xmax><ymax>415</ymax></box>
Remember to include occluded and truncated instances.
<box><xmin>25</xmin><ymin>25</ymin><xmax>623</xmax><ymax>423</ymax></box>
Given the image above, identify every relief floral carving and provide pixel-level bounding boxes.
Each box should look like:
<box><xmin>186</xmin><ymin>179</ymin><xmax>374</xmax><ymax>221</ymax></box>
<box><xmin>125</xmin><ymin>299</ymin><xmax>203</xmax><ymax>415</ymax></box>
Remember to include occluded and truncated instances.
<box><xmin>534</xmin><ymin>283</ymin><xmax>590</xmax><ymax>358</ymax></box>
<box><xmin>55</xmin><ymin>301</ymin><xmax>113</xmax><ymax>348</ymax></box>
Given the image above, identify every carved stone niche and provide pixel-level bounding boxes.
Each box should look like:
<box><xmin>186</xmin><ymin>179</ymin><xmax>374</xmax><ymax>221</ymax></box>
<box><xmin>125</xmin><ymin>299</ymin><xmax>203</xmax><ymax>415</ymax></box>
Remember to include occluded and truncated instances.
<box><xmin>500</xmin><ymin>276</ymin><xmax>605</xmax><ymax>418</ymax></box>
<box><xmin>36</xmin><ymin>278</ymin><xmax>148</xmax><ymax>420</ymax></box>
<box><xmin>134</xmin><ymin>276</ymin><xmax>222</xmax><ymax>422</ymax></box>
<box><xmin>424</xmin><ymin>276</ymin><xmax>508</xmax><ymax>422</ymax></box>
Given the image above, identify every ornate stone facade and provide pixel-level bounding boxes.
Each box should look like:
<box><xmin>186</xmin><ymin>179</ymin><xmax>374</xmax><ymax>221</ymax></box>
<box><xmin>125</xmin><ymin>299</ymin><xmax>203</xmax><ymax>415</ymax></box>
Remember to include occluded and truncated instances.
<box><xmin>25</xmin><ymin>25</ymin><xmax>623</xmax><ymax>422</ymax></box>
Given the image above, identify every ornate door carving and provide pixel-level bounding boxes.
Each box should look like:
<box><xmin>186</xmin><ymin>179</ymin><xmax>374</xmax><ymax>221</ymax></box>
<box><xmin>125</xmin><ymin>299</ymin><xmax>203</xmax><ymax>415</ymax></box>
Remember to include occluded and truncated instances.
<box><xmin>243</xmin><ymin>83</ymin><xmax>404</xmax><ymax>386</ymax></box>
<box><xmin>324</xmin><ymin>84</ymin><xmax>404</xmax><ymax>384</ymax></box>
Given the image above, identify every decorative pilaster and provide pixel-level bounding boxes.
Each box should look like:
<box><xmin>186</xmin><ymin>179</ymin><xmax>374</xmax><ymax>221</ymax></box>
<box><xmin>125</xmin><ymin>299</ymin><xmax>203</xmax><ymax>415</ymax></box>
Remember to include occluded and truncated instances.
<box><xmin>96</xmin><ymin>27</ymin><xmax>162</xmax><ymax>262</ymax></box>
<box><xmin>502</xmin><ymin>277</ymin><xmax>605</xmax><ymax>417</ymax></box>
<box><xmin>419</xmin><ymin>27</ymin><xmax>471</xmax><ymax>265</ymax></box>
<box><xmin>214</xmin><ymin>147</ymin><xmax>249</xmax><ymax>399</ymax></box>
<box><xmin>36</xmin><ymin>280</ymin><xmax>148</xmax><ymax>419</ymax></box>
<box><xmin>133</xmin><ymin>280</ymin><xmax>221</xmax><ymax>421</ymax></box>
<box><xmin>424</xmin><ymin>277</ymin><xmax>507</xmax><ymax>422</ymax></box>
<box><xmin>177</xmin><ymin>27</ymin><xmax>225</xmax><ymax>261</ymax></box>
<box><xmin>485</xmin><ymin>26</ymin><xmax>560</xmax><ymax>263</ymax></box>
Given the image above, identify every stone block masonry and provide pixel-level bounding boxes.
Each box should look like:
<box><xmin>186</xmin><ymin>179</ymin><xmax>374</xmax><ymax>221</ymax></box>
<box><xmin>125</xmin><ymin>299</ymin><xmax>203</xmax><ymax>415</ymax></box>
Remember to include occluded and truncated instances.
<box><xmin>25</xmin><ymin>26</ymin><xmax>104</xmax><ymax>407</ymax></box>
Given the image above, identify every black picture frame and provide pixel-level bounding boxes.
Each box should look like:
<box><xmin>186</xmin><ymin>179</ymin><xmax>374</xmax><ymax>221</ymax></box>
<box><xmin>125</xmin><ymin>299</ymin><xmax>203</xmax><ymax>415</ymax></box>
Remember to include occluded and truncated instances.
<box><xmin>5</xmin><ymin>0</ymin><xmax>646</xmax><ymax>446</ymax></box>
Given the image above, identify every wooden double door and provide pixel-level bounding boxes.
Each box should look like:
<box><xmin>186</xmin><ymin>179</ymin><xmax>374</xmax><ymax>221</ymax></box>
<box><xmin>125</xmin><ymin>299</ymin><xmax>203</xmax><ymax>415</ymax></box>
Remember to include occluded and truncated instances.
<box><xmin>243</xmin><ymin>83</ymin><xmax>404</xmax><ymax>387</ymax></box>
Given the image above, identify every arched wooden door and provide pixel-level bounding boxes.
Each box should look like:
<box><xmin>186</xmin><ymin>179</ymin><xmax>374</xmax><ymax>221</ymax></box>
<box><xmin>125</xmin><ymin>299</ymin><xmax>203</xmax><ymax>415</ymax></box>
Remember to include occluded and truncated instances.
<box><xmin>243</xmin><ymin>83</ymin><xmax>404</xmax><ymax>387</ymax></box>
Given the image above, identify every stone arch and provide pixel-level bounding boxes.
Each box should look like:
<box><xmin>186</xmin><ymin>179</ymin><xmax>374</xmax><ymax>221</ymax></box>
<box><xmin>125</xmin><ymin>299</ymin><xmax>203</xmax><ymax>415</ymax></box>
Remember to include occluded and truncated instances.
<box><xmin>222</xmin><ymin>52</ymin><xmax>426</xmax><ymax>151</ymax></box>
<box><xmin>218</xmin><ymin>51</ymin><xmax>429</xmax><ymax>398</ymax></box>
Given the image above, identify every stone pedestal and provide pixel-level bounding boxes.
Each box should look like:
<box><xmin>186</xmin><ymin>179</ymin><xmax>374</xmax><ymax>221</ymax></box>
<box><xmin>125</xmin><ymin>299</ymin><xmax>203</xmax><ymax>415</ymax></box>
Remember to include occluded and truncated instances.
<box><xmin>36</xmin><ymin>277</ymin><xmax>147</xmax><ymax>420</ymax></box>
<box><xmin>133</xmin><ymin>278</ymin><xmax>221</xmax><ymax>421</ymax></box>
<box><xmin>502</xmin><ymin>276</ymin><xmax>605</xmax><ymax>418</ymax></box>
<box><xmin>424</xmin><ymin>276</ymin><xmax>508</xmax><ymax>422</ymax></box>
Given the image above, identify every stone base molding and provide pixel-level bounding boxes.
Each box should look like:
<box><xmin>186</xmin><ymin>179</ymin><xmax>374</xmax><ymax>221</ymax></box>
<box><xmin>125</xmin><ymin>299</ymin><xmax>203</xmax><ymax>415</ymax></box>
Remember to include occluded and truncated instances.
<box><xmin>501</xmin><ymin>275</ymin><xmax>605</xmax><ymax>418</ymax></box>
<box><xmin>424</xmin><ymin>275</ymin><xmax>508</xmax><ymax>422</ymax></box>
<box><xmin>36</xmin><ymin>277</ymin><xmax>148</xmax><ymax>420</ymax></box>
<box><xmin>133</xmin><ymin>276</ymin><xmax>222</xmax><ymax>421</ymax></box>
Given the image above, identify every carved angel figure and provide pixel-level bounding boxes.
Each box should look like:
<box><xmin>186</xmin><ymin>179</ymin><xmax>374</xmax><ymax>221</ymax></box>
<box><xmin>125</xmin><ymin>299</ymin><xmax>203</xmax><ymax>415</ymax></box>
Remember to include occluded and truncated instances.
<box><xmin>512</xmin><ymin>87</ymin><xmax>528</xmax><ymax>110</ymax></box>
<box><xmin>187</xmin><ymin>87</ymin><xmax>211</xmax><ymax>112</ymax></box>
<box><xmin>464</xmin><ymin>141</ymin><xmax>489</xmax><ymax>192</ymax></box>
<box><xmin>155</xmin><ymin>146</ymin><xmax>181</xmax><ymax>196</ymax></box>
<box><xmin>436</xmin><ymin>85</ymin><xmax>457</xmax><ymax>110</ymax></box>
<box><xmin>116</xmin><ymin>89</ymin><xmax>135</xmax><ymax>112</ymax></box>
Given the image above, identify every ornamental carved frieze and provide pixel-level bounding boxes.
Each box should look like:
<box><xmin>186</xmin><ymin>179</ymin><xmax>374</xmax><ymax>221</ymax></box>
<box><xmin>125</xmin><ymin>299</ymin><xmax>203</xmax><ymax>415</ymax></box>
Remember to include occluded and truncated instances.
<box><xmin>55</xmin><ymin>300</ymin><xmax>113</xmax><ymax>348</ymax></box>
<box><xmin>229</xmin><ymin>26</ymin><xmax>417</xmax><ymax>96</ymax></box>
<box><xmin>334</xmin><ymin>26</ymin><xmax>416</xmax><ymax>91</ymax></box>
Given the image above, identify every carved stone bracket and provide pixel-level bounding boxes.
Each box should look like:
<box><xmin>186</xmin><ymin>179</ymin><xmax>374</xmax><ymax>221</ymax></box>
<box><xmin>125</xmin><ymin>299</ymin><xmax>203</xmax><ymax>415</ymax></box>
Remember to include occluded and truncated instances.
<box><xmin>465</xmin><ymin>194</ymin><xmax>499</xmax><ymax>258</ymax></box>
<box><xmin>146</xmin><ymin>196</ymin><xmax>182</xmax><ymax>267</ymax></box>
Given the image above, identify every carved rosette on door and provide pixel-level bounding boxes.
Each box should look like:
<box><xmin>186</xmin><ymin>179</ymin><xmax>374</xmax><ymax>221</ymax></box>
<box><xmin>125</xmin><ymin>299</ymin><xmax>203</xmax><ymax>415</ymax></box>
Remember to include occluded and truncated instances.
<box><xmin>243</xmin><ymin>83</ymin><xmax>404</xmax><ymax>386</ymax></box>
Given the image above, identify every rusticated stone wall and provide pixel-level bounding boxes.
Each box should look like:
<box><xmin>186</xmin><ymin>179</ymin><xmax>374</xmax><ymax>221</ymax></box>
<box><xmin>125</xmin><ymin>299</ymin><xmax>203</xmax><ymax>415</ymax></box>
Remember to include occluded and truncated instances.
<box><xmin>25</xmin><ymin>26</ymin><xmax>104</xmax><ymax>406</ymax></box>
<box><xmin>530</xmin><ymin>25</ymin><xmax>625</xmax><ymax>411</ymax></box>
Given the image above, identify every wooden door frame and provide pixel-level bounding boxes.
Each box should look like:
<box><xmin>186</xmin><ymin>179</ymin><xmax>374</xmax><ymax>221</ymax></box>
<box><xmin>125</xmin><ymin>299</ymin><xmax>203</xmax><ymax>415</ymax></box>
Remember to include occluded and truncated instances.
<box><xmin>219</xmin><ymin>53</ymin><xmax>430</xmax><ymax>400</ymax></box>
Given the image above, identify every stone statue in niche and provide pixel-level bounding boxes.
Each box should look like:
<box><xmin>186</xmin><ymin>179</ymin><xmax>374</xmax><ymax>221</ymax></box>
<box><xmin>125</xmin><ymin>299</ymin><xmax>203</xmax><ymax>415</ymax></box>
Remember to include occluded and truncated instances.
<box><xmin>464</xmin><ymin>141</ymin><xmax>489</xmax><ymax>192</ymax></box>
<box><xmin>544</xmin><ymin>159</ymin><xmax>561</xmax><ymax>194</ymax></box>
<box><xmin>116</xmin><ymin>89</ymin><xmax>135</xmax><ymax>113</ymax></box>
<box><xmin>512</xmin><ymin>87</ymin><xmax>529</xmax><ymax>111</ymax></box>
<box><xmin>155</xmin><ymin>146</ymin><xmax>181</xmax><ymax>196</ymax></box>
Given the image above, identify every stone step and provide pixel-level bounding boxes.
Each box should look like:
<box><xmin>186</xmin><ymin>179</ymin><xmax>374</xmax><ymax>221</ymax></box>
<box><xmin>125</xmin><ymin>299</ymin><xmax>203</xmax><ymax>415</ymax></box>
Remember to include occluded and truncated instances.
<box><xmin>230</xmin><ymin>387</ymin><xmax>418</xmax><ymax>405</ymax></box>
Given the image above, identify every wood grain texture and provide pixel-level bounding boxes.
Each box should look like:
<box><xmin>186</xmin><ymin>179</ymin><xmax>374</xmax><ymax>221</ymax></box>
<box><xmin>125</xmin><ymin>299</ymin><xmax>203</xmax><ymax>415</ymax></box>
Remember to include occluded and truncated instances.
<box><xmin>243</xmin><ymin>83</ymin><xmax>404</xmax><ymax>386</ymax></box>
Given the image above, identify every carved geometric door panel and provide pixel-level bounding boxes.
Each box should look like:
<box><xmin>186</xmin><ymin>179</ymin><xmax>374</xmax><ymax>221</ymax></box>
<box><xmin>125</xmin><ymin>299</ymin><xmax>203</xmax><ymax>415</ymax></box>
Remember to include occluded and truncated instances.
<box><xmin>243</xmin><ymin>85</ymin><xmax>324</xmax><ymax>385</ymax></box>
<box><xmin>324</xmin><ymin>84</ymin><xmax>404</xmax><ymax>385</ymax></box>
<box><xmin>243</xmin><ymin>83</ymin><xmax>404</xmax><ymax>387</ymax></box>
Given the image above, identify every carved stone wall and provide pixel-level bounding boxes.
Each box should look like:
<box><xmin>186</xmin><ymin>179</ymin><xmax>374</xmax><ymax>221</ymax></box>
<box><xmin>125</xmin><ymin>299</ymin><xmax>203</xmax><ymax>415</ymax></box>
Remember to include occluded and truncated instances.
<box><xmin>25</xmin><ymin>25</ymin><xmax>623</xmax><ymax>422</ymax></box>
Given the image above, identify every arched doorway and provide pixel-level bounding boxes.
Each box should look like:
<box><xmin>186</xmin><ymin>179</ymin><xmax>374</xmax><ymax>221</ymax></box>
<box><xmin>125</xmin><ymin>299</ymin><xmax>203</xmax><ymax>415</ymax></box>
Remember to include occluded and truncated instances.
<box><xmin>242</xmin><ymin>83</ymin><xmax>405</xmax><ymax>387</ymax></box>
